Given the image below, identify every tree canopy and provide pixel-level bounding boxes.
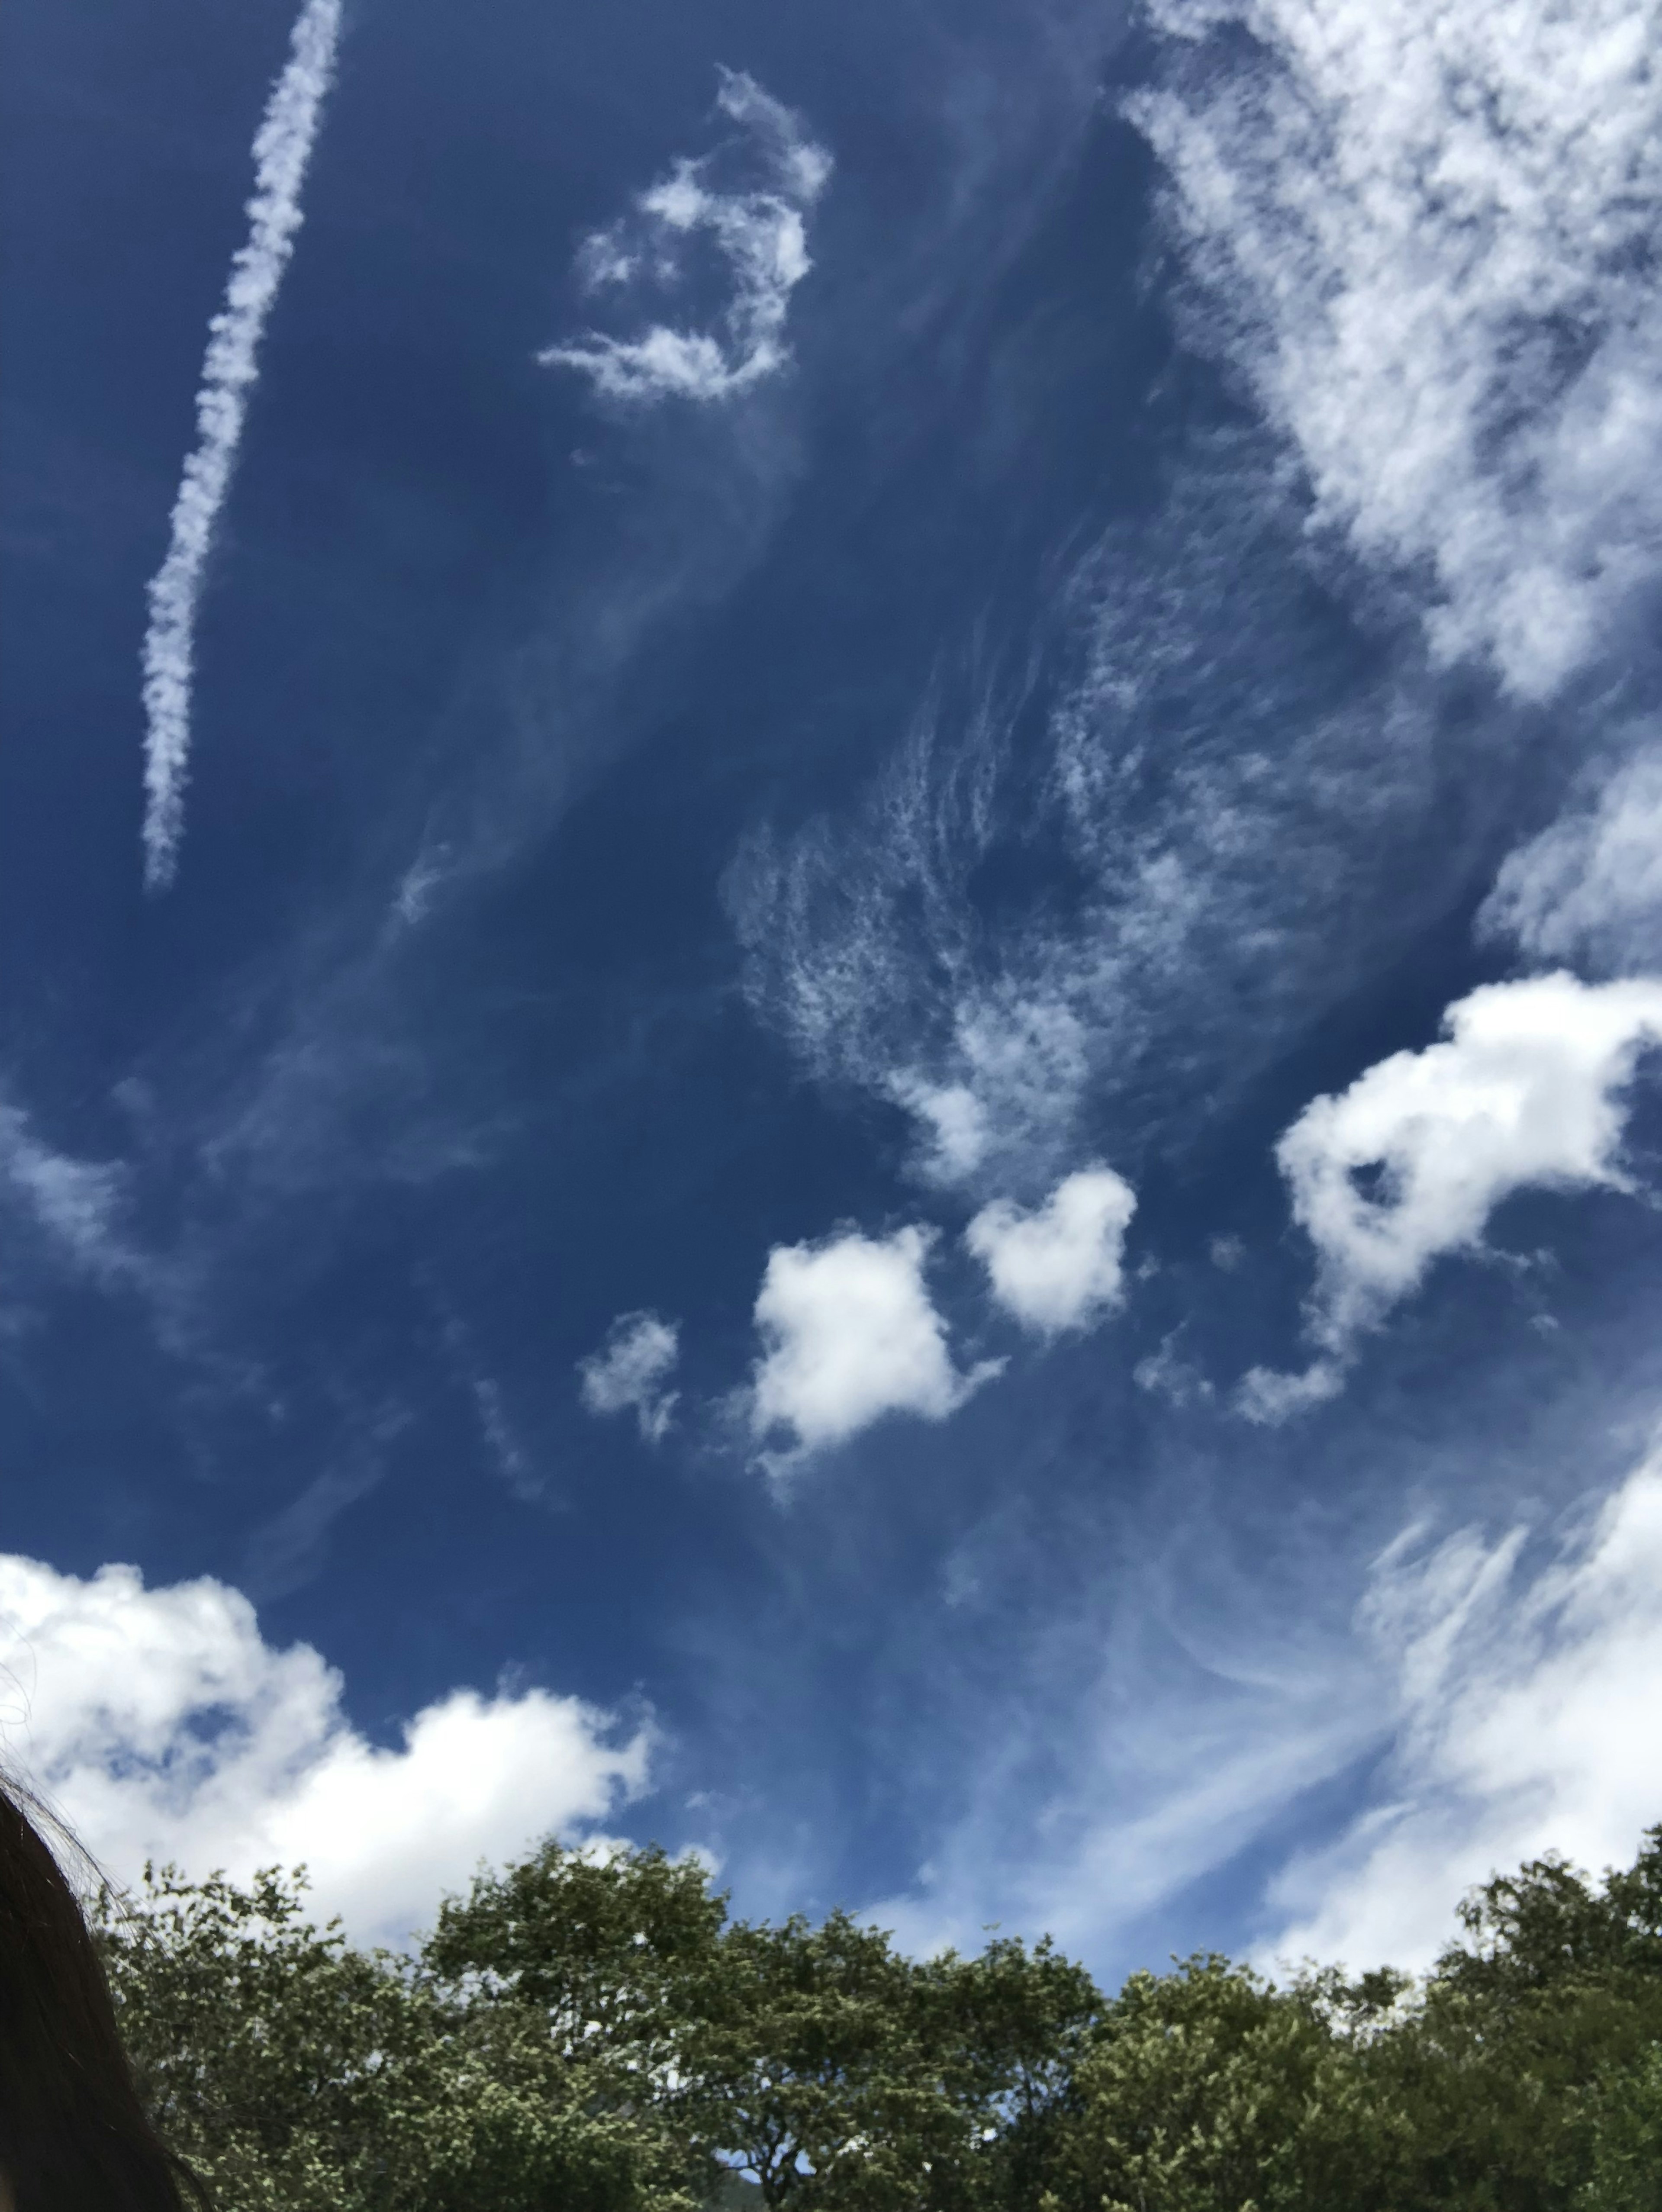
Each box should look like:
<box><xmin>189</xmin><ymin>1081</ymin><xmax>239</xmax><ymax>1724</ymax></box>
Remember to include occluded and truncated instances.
<box><xmin>98</xmin><ymin>1825</ymin><xmax>1662</xmax><ymax>2211</ymax></box>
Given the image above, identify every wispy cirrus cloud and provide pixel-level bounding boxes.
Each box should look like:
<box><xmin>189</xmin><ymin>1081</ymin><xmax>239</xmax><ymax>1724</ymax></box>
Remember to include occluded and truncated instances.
<box><xmin>1482</xmin><ymin>748</ymin><xmax>1662</xmax><ymax>978</ymax></box>
<box><xmin>729</xmin><ymin>435</ymin><xmax>1466</xmax><ymax>1196</ymax></box>
<box><xmin>541</xmin><ymin>69</ymin><xmax>831</xmax><ymax>406</ymax></box>
<box><xmin>140</xmin><ymin>0</ymin><xmax>343</xmax><ymax>890</ymax></box>
<box><xmin>1241</xmin><ymin>974</ymin><xmax>1662</xmax><ymax>1421</ymax></box>
<box><xmin>0</xmin><ymin>1100</ymin><xmax>145</xmax><ymax>1300</ymax></box>
<box><xmin>1263</xmin><ymin>1428</ymin><xmax>1662</xmax><ymax>1972</ymax></box>
<box><xmin>1130</xmin><ymin>0</ymin><xmax>1662</xmax><ymax>702</ymax></box>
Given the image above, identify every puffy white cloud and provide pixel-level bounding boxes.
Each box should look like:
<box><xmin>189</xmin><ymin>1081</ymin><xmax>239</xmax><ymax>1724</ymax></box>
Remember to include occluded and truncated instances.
<box><xmin>1263</xmin><ymin>1430</ymin><xmax>1662</xmax><ymax>1971</ymax></box>
<box><xmin>1482</xmin><ymin>749</ymin><xmax>1662</xmax><ymax>976</ymax></box>
<box><xmin>578</xmin><ymin>1310</ymin><xmax>681</xmax><ymax>1443</ymax></box>
<box><xmin>1132</xmin><ymin>0</ymin><xmax>1662</xmax><ymax>699</ymax></box>
<box><xmin>0</xmin><ymin>1555</ymin><xmax>649</xmax><ymax>1942</ymax></box>
<box><xmin>966</xmin><ymin>1166</ymin><xmax>1136</xmax><ymax>1336</ymax></box>
<box><xmin>749</xmin><ymin>1226</ymin><xmax>997</xmax><ymax>1466</ymax></box>
<box><xmin>541</xmin><ymin>69</ymin><xmax>831</xmax><ymax>405</ymax></box>
<box><xmin>1243</xmin><ymin>973</ymin><xmax>1662</xmax><ymax>1413</ymax></box>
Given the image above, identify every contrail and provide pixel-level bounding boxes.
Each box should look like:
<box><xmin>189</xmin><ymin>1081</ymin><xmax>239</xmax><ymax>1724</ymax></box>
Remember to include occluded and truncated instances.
<box><xmin>140</xmin><ymin>0</ymin><xmax>343</xmax><ymax>891</ymax></box>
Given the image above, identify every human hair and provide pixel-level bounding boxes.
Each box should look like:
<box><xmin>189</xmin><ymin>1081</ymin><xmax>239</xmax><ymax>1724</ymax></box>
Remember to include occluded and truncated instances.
<box><xmin>0</xmin><ymin>1778</ymin><xmax>206</xmax><ymax>2211</ymax></box>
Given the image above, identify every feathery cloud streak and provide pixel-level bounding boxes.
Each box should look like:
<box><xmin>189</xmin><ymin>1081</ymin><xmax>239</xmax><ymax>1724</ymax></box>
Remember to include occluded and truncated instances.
<box><xmin>1131</xmin><ymin>0</ymin><xmax>1662</xmax><ymax>700</ymax></box>
<box><xmin>730</xmin><ymin>438</ymin><xmax>1457</xmax><ymax>1194</ymax></box>
<box><xmin>1482</xmin><ymin>749</ymin><xmax>1662</xmax><ymax>978</ymax></box>
<box><xmin>140</xmin><ymin>0</ymin><xmax>343</xmax><ymax>890</ymax></box>
<box><xmin>541</xmin><ymin>70</ymin><xmax>831</xmax><ymax>405</ymax></box>
<box><xmin>1264</xmin><ymin>1430</ymin><xmax>1662</xmax><ymax>1972</ymax></box>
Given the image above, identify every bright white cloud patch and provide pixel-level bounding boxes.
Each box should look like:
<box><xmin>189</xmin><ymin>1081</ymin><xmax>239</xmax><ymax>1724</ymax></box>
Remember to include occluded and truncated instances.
<box><xmin>141</xmin><ymin>0</ymin><xmax>343</xmax><ymax>889</ymax></box>
<box><xmin>1132</xmin><ymin>0</ymin><xmax>1662</xmax><ymax>699</ymax></box>
<box><xmin>578</xmin><ymin>1310</ymin><xmax>681</xmax><ymax>1442</ymax></box>
<box><xmin>0</xmin><ymin>1555</ymin><xmax>648</xmax><ymax>1942</ymax></box>
<box><xmin>1482</xmin><ymin>750</ymin><xmax>1662</xmax><ymax>976</ymax></box>
<box><xmin>541</xmin><ymin>69</ymin><xmax>830</xmax><ymax>405</ymax></box>
<box><xmin>966</xmin><ymin>1166</ymin><xmax>1136</xmax><ymax>1336</ymax></box>
<box><xmin>1241</xmin><ymin>974</ymin><xmax>1662</xmax><ymax>1415</ymax></box>
<box><xmin>1264</xmin><ymin>1431</ymin><xmax>1662</xmax><ymax>1971</ymax></box>
<box><xmin>749</xmin><ymin>1226</ymin><xmax>995</xmax><ymax>1465</ymax></box>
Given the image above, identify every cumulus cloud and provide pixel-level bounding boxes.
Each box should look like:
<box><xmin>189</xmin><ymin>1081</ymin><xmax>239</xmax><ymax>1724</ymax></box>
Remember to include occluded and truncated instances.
<box><xmin>1242</xmin><ymin>973</ymin><xmax>1662</xmax><ymax>1416</ymax></box>
<box><xmin>1131</xmin><ymin>0</ymin><xmax>1662</xmax><ymax>699</ymax></box>
<box><xmin>141</xmin><ymin>0</ymin><xmax>343</xmax><ymax>889</ymax></box>
<box><xmin>749</xmin><ymin>1226</ymin><xmax>997</xmax><ymax>1467</ymax></box>
<box><xmin>1263</xmin><ymin>1430</ymin><xmax>1662</xmax><ymax>1971</ymax></box>
<box><xmin>0</xmin><ymin>1554</ymin><xmax>649</xmax><ymax>1942</ymax></box>
<box><xmin>541</xmin><ymin>69</ymin><xmax>831</xmax><ymax>405</ymax></box>
<box><xmin>1482</xmin><ymin>749</ymin><xmax>1662</xmax><ymax>976</ymax></box>
<box><xmin>578</xmin><ymin>1311</ymin><xmax>681</xmax><ymax>1443</ymax></box>
<box><xmin>966</xmin><ymin>1166</ymin><xmax>1136</xmax><ymax>1336</ymax></box>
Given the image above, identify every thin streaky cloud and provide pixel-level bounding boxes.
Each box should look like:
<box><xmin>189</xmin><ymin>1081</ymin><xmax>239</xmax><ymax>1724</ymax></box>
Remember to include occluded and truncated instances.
<box><xmin>139</xmin><ymin>0</ymin><xmax>344</xmax><ymax>891</ymax></box>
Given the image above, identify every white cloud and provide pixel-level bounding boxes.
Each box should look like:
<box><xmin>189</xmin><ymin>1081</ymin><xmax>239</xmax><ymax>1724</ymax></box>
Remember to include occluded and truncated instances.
<box><xmin>541</xmin><ymin>69</ymin><xmax>830</xmax><ymax>406</ymax></box>
<box><xmin>966</xmin><ymin>1166</ymin><xmax>1136</xmax><ymax>1336</ymax></box>
<box><xmin>1243</xmin><ymin>972</ymin><xmax>1662</xmax><ymax>1413</ymax></box>
<box><xmin>1132</xmin><ymin>0</ymin><xmax>1662</xmax><ymax>699</ymax></box>
<box><xmin>730</xmin><ymin>434</ymin><xmax>1466</xmax><ymax>1197</ymax></box>
<box><xmin>1482</xmin><ymin>749</ymin><xmax>1662</xmax><ymax>976</ymax></box>
<box><xmin>141</xmin><ymin>0</ymin><xmax>343</xmax><ymax>889</ymax></box>
<box><xmin>578</xmin><ymin>1311</ymin><xmax>681</xmax><ymax>1443</ymax></box>
<box><xmin>1133</xmin><ymin>1329</ymin><xmax>1214</xmax><ymax>1409</ymax></box>
<box><xmin>1263</xmin><ymin>1430</ymin><xmax>1662</xmax><ymax>1971</ymax></box>
<box><xmin>1237</xmin><ymin>1357</ymin><xmax>1343</xmax><ymax>1427</ymax></box>
<box><xmin>749</xmin><ymin>1226</ymin><xmax>997</xmax><ymax>1466</ymax></box>
<box><xmin>888</xmin><ymin>1078</ymin><xmax>991</xmax><ymax>1182</ymax></box>
<box><xmin>0</xmin><ymin>1101</ymin><xmax>147</xmax><ymax>1302</ymax></box>
<box><xmin>0</xmin><ymin>1106</ymin><xmax>123</xmax><ymax>1271</ymax></box>
<box><xmin>0</xmin><ymin>1554</ymin><xmax>649</xmax><ymax>1942</ymax></box>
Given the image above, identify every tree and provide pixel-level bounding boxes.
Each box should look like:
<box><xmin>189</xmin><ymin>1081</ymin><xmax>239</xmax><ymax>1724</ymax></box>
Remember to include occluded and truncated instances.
<box><xmin>1035</xmin><ymin>1953</ymin><xmax>1412</xmax><ymax>2212</ymax></box>
<box><xmin>97</xmin><ymin>1822</ymin><xmax>1662</xmax><ymax>2212</ymax></box>
<box><xmin>100</xmin><ymin>1861</ymin><xmax>708</xmax><ymax>2211</ymax></box>
<box><xmin>429</xmin><ymin>1842</ymin><xmax>1100</xmax><ymax>2210</ymax></box>
<box><xmin>1581</xmin><ymin>2045</ymin><xmax>1662</xmax><ymax>2212</ymax></box>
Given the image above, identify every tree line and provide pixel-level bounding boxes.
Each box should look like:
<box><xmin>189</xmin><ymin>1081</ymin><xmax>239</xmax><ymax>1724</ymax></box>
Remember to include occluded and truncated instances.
<box><xmin>97</xmin><ymin>1823</ymin><xmax>1662</xmax><ymax>2211</ymax></box>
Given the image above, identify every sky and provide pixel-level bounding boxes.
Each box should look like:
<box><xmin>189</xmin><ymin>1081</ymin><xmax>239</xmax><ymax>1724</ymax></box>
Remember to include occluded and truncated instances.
<box><xmin>2</xmin><ymin>0</ymin><xmax>1661</xmax><ymax>1983</ymax></box>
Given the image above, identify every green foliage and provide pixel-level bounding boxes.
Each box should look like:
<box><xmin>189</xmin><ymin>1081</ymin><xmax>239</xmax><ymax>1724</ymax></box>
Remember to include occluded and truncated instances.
<box><xmin>1581</xmin><ymin>2045</ymin><xmax>1662</xmax><ymax>2212</ymax></box>
<box><xmin>100</xmin><ymin>1823</ymin><xmax>1662</xmax><ymax>2212</ymax></box>
<box><xmin>429</xmin><ymin>1842</ymin><xmax>1098</xmax><ymax>2208</ymax></box>
<box><xmin>99</xmin><ymin>1861</ymin><xmax>707</xmax><ymax>2212</ymax></box>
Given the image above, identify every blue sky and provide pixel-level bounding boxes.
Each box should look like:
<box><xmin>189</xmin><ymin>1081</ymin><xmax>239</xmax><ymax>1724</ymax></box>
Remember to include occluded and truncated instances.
<box><xmin>3</xmin><ymin>0</ymin><xmax>1662</xmax><ymax>1977</ymax></box>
